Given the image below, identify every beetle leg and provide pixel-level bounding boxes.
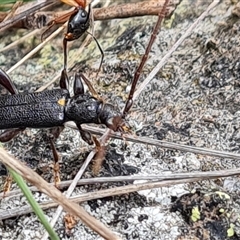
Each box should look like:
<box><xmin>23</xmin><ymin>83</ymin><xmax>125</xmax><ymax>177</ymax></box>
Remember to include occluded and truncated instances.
<box><xmin>0</xmin><ymin>129</ymin><xmax>15</xmax><ymax>196</ymax></box>
<box><xmin>63</xmin><ymin>38</ymin><xmax>68</xmax><ymax>71</ymax></box>
<box><xmin>0</xmin><ymin>70</ymin><xmax>25</xmax><ymax>142</ymax></box>
<box><xmin>91</xmin><ymin>136</ymin><xmax>106</xmax><ymax>175</ymax></box>
<box><xmin>3</xmin><ymin>174</ymin><xmax>12</xmax><ymax>197</ymax></box>
<box><xmin>49</xmin><ymin>127</ymin><xmax>64</xmax><ymax>187</ymax></box>
<box><xmin>0</xmin><ymin>69</ymin><xmax>18</xmax><ymax>95</ymax></box>
<box><xmin>60</xmin><ymin>69</ymin><xmax>69</xmax><ymax>90</ymax></box>
<box><xmin>76</xmin><ymin>125</ymin><xmax>107</xmax><ymax>175</ymax></box>
<box><xmin>0</xmin><ymin>128</ymin><xmax>24</xmax><ymax>142</ymax></box>
<box><xmin>49</xmin><ymin>137</ymin><xmax>61</xmax><ymax>187</ymax></box>
<box><xmin>73</xmin><ymin>73</ymin><xmax>84</xmax><ymax>95</ymax></box>
<box><xmin>76</xmin><ymin>73</ymin><xmax>100</xmax><ymax>99</ymax></box>
<box><xmin>50</xmin><ymin>126</ymin><xmax>64</xmax><ymax>139</ymax></box>
<box><xmin>76</xmin><ymin>123</ymin><xmax>94</xmax><ymax>145</ymax></box>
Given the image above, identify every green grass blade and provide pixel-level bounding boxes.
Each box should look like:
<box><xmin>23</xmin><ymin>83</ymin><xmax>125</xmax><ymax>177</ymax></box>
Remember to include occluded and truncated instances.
<box><xmin>8</xmin><ymin>168</ymin><xmax>60</xmax><ymax>240</ymax></box>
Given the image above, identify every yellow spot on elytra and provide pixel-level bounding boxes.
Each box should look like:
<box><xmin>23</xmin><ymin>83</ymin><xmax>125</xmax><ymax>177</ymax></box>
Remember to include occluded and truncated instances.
<box><xmin>58</xmin><ymin>98</ymin><xmax>66</xmax><ymax>106</ymax></box>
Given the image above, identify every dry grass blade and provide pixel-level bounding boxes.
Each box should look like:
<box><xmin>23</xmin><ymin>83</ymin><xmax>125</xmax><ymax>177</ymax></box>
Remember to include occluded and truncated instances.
<box><xmin>66</xmin><ymin>123</ymin><xmax>240</xmax><ymax>160</ymax></box>
<box><xmin>0</xmin><ymin>29</ymin><xmax>40</xmax><ymax>53</ymax></box>
<box><xmin>0</xmin><ymin>147</ymin><xmax>121</xmax><ymax>240</ymax></box>
<box><xmin>1</xmin><ymin>167</ymin><xmax>240</xmax><ymax>201</ymax></box>
<box><xmin>1</xmin><ymin>167</ymin><xmax>240</xmax><ymax>219</ymax></box>
<box><xmin>0</xmin><ymin>179</ymin><xmax>195</xmax><ymax>220</ymax></box>
<box><xmin>1</xmin><ymin>2</ymin><xmax>22</xmax><ymax>21</ymax></box>
<box><xmin>6</xmin><ymin>22</ymin><xmax>67</xmax><ymax>75</ymax></box>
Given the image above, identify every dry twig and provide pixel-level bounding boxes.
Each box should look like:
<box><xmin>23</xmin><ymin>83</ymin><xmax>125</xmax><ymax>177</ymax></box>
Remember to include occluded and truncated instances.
<box><xmin>0</xmin><ymin>0</ymin><xmax>179</xmax><ymax>30</ymax></box>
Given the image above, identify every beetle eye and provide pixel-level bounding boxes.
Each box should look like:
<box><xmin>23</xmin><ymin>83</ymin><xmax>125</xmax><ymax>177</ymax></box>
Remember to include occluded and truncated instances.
<box><xmin>87</xmin><ymin>105</ymin><xmax>95</xmax><ymax>111</ymax></box>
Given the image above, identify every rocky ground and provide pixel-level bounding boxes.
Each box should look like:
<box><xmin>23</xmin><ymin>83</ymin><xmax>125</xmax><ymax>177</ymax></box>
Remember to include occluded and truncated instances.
<box><xmin>0</xmin><ymin>0</ymin><xmax>240</xmax><ymax>239</ymax></box>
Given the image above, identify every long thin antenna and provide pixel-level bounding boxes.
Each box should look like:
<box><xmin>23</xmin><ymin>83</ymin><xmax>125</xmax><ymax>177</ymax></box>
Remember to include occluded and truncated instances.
<box><xmin>123</xmin><ymin>0</ymin><xmax>169</xmax><ymax>117</ymax></box>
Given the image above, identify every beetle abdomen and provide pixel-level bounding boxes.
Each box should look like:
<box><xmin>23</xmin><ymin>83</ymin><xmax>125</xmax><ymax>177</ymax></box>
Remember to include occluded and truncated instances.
<box><xmin>0</xmin><ymin>89</ymin><xmax>70</xmax><ymax>129</ymax></box>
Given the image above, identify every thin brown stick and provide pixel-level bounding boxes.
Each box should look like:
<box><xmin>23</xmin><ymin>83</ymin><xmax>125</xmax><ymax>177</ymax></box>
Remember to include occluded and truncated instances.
<box><xmin>0</xmin><ymin>147</ymin><xmax>121</xmax><ymax>240</ymax></box>
<box><xmin>2</xmin><ymin>166</ymin><xmax>240</xmax><ymax>219</ymax></box>
<box><xmin>91</xmin><ymin>0</ymin><xmax>177</xmax><ymax>20</ymax></box>
<box><xmin>2</xmin><ymin>1</ymin><xmax>23</xmax><ymax>21</ymax></box>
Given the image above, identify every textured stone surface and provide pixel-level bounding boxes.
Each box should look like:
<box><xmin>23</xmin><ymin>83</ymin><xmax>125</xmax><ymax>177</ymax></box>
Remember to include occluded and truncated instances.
<box><xmin>0</xmin><ymin>0</ymin><xmax>240</xmax><ymax>239</ymax></box>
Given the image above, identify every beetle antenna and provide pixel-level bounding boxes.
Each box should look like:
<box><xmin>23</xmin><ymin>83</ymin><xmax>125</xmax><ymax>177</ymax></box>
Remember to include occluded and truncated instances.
<box><xmin>122</xmin><ymin>0</ymin><xmax>169</xmax><ymax>117</ymax></box>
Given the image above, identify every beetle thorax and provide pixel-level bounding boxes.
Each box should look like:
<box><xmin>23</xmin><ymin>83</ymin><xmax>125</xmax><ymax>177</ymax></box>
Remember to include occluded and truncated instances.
<box><xmin>65</xmin><ymin>94</ymin><xmax>101</xmax><ymax>124</ymax></box>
